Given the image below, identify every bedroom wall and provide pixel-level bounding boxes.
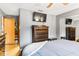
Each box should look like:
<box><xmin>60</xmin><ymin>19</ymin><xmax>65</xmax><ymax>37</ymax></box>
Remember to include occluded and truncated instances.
<box><xmin>20</xmin><ymin>8</ymin><xmax>56</xmax><ymax>48</ymax></box>
<box><xmin>0</xmin><ymin>12</ymin><xmax>2</xmax><ymax>32</ymax></box>
<box><xmin>0</xmin><ymin>9</ymin><xmax>5</xmax><ymax>32</ymax></box>
<box><xmin>56</xmin><ymin>8</ymin><xmax>79</xmax><ymax>39</ymax></box>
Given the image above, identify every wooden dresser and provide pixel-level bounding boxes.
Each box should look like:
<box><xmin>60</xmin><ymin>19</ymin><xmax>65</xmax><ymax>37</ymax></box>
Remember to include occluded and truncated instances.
<box><xmin>32</xmin><ymin>25</ymin><xmax>48</xmax><ymax>43</ymax></box>
<box><xmin>66</xmin><ymin>27</ymin><xmax>75</xmax><ymax>41</ymax></box>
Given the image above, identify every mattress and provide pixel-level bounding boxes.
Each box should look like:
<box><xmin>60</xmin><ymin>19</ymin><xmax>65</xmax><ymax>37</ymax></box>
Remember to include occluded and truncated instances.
<box><xmin>22</xmin><ymin>40</ymin><xmax>79</xmax><ymax>56</ymax></box>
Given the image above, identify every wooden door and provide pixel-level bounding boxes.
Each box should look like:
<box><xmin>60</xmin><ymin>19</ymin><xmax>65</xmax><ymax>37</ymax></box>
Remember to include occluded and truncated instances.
<box><xmin>3</xmin><ymin>16</ymin><xmax>15</xmax><ymax>44</ymax></box>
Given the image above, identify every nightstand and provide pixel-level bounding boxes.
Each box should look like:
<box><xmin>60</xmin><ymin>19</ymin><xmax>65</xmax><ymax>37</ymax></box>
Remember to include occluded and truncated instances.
<box><xmin>61</xmin><ymin>37</ymin><xmax>66</xmax><ymax>39</ymax></box>
<box><xmin>48</xmin><ymin>38</ymin><xmax>57</xmax><ymax>41</ymax></box>
<box><xmin>76</xmin><ymin>39</ymin><xmax>79</xmax><ymax>42</ymax></box>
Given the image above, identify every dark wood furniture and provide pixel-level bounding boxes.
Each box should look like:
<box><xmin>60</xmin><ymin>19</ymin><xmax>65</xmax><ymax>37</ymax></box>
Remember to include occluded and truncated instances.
<box><xmin>77</xmin><ymin>39</ymin><xmax>79</xmax><ymax>42</ymax></box>
<box><xmin>0</xmin><ymin>32</ymin><xmax>5</xmax><ymax>56</ymax></box>
<box><xmin>32</xmin><ymin>25</ymin><xmax>48</xmax><ymax>43</ymax></box>
<box><xmin>48</xmin><ymin>38</ymin><xmax>57</xmax><ymax>41</ymax></box>
<box><xmin>61</xmin><ymin>37</ymin><xmax>66</xmax><ymax>39</ymax></box>
<box><xmin>66</xmin><ymin>27</ymin><xmax>75</xmax><ymax>41</ymax></box>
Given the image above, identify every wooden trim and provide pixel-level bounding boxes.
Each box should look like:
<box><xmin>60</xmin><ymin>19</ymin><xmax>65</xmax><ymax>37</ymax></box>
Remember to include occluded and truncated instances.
<box><xmin>18</xmin><ymin>16</ymin><xmax>20</xmax><ymax>47</ymax></box>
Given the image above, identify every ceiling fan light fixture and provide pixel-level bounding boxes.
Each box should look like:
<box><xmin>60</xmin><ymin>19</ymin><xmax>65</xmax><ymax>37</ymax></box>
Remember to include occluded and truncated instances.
<box><xmin>63</xmin><ymin>3</ymin><xmax>69</xmax><ymax>5</ymax></box>
<box><xmin>47</xmin><ymin>3</ymin><xmax>53</xmax><ymax>8</ymax></box>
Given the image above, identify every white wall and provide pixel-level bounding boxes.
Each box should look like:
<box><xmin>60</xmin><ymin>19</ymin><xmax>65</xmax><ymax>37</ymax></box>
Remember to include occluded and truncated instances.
<box><xmin>0</xmin><ymin>9</ymin><xmax>5</xmax><ymax>32</ymax></box>
<box><xmin>20</xmin><ymin>8</ymin><xmax>56</xmax><ymax>48</ymax></box>
<box><xmin>59</xmin><ymin>18</ymin><xmax>66</xmax><ymax>37</ymax></box>
<box><xmin>0</xmin><ymin>13</ymin><xmax>2</xmax><ymax>32</ymax></box>
<box><xmin>46</xmin><ymin>14</ymin><xmax>56</xmax><ymax>38</ymax></box>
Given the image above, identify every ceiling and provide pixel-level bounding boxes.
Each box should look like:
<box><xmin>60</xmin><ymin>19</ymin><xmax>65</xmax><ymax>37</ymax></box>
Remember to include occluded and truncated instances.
<box><xmin>0</xmin><ymin>3</ymin><xmax>79</xmax><ymax>15</ymax></box>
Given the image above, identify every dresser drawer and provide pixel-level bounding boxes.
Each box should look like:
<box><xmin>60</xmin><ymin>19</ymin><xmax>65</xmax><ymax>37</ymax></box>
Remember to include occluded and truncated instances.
<box><xmin>34</xmin><ymin>34</ymin><xmax>48</xmax><ymax>39</ymax></box>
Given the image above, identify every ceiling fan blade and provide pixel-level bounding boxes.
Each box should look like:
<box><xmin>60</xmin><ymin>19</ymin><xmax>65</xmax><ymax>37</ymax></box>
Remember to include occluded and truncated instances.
<box><xmin>47</xmin><ymin>3</ymin><xmax>53</xmax><ymax>8</ymax></box>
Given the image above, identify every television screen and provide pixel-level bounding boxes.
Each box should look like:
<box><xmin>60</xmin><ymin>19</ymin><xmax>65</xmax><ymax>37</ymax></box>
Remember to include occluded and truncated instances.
<box><xmin>33</xmin><ymin>12</ymin><xmax>47</xmax><ymax>22</ymax></box>
<box><xmin>66</xmin><ymin>18</ymin><xmax>72</xmax><ymax>25</ymax></box>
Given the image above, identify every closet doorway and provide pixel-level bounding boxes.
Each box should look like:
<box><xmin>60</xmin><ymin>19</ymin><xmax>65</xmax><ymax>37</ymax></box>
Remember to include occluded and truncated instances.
<box><xmin>3</xmin><ymin>16</ymin><xmax>20</xmax><ymax>56</ymax></box>
<box><xmin>3</xmin><ymin>16</ymin><xmax>20</xmax><ymax>45</ymax></box>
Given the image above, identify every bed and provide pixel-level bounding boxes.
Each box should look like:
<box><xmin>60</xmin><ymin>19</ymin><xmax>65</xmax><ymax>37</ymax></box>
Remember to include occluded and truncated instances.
<box><xmin>22</xmin><ymin>40</ymin><xmax>79</xmax><ymax>56</ymax></box>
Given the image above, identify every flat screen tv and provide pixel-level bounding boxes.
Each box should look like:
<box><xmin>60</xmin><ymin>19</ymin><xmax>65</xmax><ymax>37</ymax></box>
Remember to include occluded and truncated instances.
<box><xmin>66</xmin><ymin>18</ymin><xmax>72</xmax><ymax>25</ymax></box>
<box><xmin>33</xmin><ymin>12</ymin><xmax>47</xmax><ymax>22</ymax></box>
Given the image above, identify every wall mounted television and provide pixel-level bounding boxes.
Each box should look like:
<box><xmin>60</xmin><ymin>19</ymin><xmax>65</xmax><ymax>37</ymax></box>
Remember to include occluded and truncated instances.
<box><xmin>66</xmin><ymin>18</ymin><xmax>72</xmax><ymax>25</ymax></box>
<box><xmin>33</xmin><ymin>12</ymin><xmax>47</xmax><ymax>22</ymax></box>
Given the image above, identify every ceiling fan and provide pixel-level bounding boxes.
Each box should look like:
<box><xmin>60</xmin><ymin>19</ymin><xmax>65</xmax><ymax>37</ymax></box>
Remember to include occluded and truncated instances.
<box><xmin>47</xmin><ymin>3</ymin><xmax>69</xmax><ymax>8</ymax></box>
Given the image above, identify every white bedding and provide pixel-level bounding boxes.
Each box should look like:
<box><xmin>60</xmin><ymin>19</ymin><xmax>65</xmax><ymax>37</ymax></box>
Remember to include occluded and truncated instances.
<box><xmin>22</xmin><ymin>40</ymin><xmax>79</xmax><ymax>56</ymax></box>
<box><xmin>22</xmin><ymin>41</ymin><xmax>48</xmax><ymax>56</ymax></box>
